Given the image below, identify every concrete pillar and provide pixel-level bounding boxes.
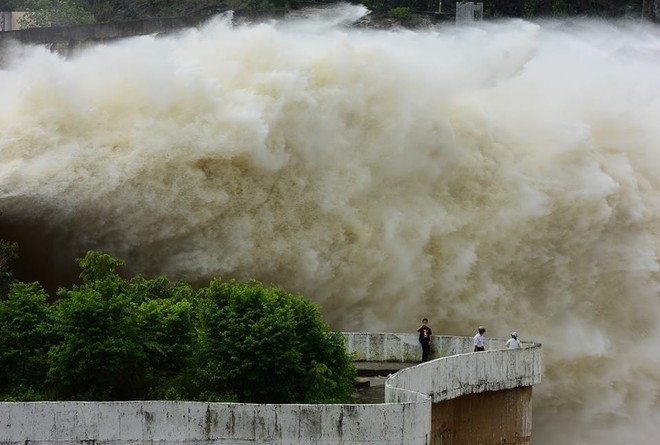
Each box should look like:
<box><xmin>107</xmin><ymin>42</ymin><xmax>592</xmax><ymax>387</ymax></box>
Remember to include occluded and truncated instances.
<box><xmin>431</xmin><ymin>386</ymin><xmax>533</xmax><ymax>445</ymax></box>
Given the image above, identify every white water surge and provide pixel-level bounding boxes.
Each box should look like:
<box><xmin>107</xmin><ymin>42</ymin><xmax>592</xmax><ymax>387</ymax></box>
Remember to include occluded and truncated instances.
<box><xmin>1</xmin><ymin>5</ymin><xmax>660</xmax><ymax>443</ymax></box>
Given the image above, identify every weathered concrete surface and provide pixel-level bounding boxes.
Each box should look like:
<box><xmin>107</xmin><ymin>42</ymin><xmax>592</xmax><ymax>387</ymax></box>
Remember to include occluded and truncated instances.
<box><xmin>0</xmin><ymin>334</ymin><xmax>541</xmax><ymax>445</ymax></box>
<box><xmin>431</xmin><ymin>387</ymin><xmax>533</xmax><ymax>445</ymax></box>
<box><xmin>0</xmin><ymin>11</ymin><xmax>287</xmax><ymax>57</ymax></box>
<box><xmin>354</xmin><ymin>360</ymin><xmax>415</xmax><ymax>376</ymax></box>
<box><xmin>385</xmin><ymin>345</ymin><xmax>542</xmax><ymax>402</ymax></box>
<box><xmin>0</xmin><ymin>400</ymin><xmax>430</xmax><ymax>445</ymax></box>
<box><xmin>0</xmin><ymin>11</ymin><xmax>287</xmax><ymax>43</ymax></box>
<box><xmin>384</xmin><ymin>340</ymin><xmax>542</xmax><ymax>445</ymax></box>
<box><xmin>0</xmin><ymin>16</ymin><xmax>202</xmax><ymax>44</ymax></box>
<box><xmin>348</xmin><ymin>333</ymin><xmax>542</xmax><ymax>444</ymax></box>
<box><xmin>344</xmin><ymin>332</ymin><xmax>537</xmax><ymax>362</ymax></box>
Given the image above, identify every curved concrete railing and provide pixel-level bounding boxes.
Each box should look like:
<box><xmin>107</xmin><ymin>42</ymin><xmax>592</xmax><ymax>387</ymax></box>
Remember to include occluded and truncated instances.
<box><xmin>344</xmin><ymin>332</ymin><xmax>542</xmax><ymax>444</ymax></box>
<box><xmin>0</xmin><ymin>333</ymin><xmax>541</xmax><ymax>445</ymax></box>
<box><xmin>384</xmin><ymin>343</ymin><xmax>542</xmax><ymax>403</ymax></box>
<box><xmin>341</xmin><ymin>332</ymin><xmax>542</xmax><ymax>402</ymax></box>
<box><xmin>343</xmin><ymin>332</ymin><xmax>536</xmax><ymax>362</ymax></box>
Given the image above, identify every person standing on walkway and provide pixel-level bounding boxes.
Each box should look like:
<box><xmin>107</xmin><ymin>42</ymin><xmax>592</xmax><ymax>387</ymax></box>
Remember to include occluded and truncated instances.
<box><xmin>473</xmin><ymin>326</ymin><xmax>486</xmax><ymax>352</ymax></box>
<box><xmin>417</xmin><ymin>318</ymin><xmax>432</xmax><ymax>362</ymax></box>
<box><xmin>506</xmin><ymin>332</ymin><xmax>522</xmax><ymax>349</ymax></box>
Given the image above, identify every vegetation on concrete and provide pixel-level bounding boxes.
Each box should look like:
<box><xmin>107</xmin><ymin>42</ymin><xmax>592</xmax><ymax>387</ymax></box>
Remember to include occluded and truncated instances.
<box><xmin>198</xmin><ymin>278</ymin><xmax>356</xmax><ymax>403</ymax></box>
<box><xmin>11</xmin><ymin>0</ymin><xmax>95</xmax><ymax>28</ymax></box>
<box><xmin>388</xmin><ymin>6</ymin><xmax>412</xmax><ymax>21</ymax></box>
<box><xmin>0</xmin><ymin>248</ymin><xmax>356</xmax><ymax>403</ymax></box>
<box><xmin>0</xmin><ymin>0</ymin><xmax>656</xmax><ymax>28</ymax></box>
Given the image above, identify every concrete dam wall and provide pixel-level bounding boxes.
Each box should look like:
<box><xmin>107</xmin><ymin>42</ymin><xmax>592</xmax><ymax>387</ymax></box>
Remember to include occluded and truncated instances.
<box><xmin>0</xmin><ymin>12</ymin><xmax>285</xmax><ymax>58</ymax></box>
<box><xmin>0</xmin><ymin>333</ymin><xmax>542</xmax><ymax>444</ymax></box>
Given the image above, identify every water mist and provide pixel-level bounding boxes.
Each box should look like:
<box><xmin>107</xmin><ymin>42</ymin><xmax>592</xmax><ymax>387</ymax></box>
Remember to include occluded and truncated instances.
<box><xmin>2</xmin><ymin>5</ymin><xmax>660</xmax><ymax>443</ymax></box>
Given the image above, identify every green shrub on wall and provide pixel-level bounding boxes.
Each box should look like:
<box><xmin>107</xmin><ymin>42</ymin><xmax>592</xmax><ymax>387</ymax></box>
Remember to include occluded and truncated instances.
<box><xmin>197</xmin><ymin>279</ymin><xmax>356</xmax><ymax>403</ymax></box>
<box><xmin>17</xmin><ymin>0</ymin><xmax>96</xmax><ymax>29</ymax></box>
<box><xmin>389</xmin><ymin>6</ymin><xmax>412</xmax><ymax>21</ymax></box>
<box><xmin>0</xmin><ymin>247</ymin><xmax>355</xmax><ymax>403</ymax></box>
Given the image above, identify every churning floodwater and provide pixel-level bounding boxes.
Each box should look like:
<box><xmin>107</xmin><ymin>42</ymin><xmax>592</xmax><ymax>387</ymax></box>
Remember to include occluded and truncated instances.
<box><xmin>1</xmin><ymin>4</ymin><xmax>660</xmax><ymax>443</ymax></box>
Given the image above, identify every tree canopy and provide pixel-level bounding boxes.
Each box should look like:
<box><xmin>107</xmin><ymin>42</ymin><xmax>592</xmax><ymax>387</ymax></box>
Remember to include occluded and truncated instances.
<box><xmin>0</xmin><ymin>240</ymin><xmax>18</xmax><ymax>296</ymax></box>
<box><xmin>0</xmin><ymin>249</ymin><xmax>356</xmax><ymax>403</ymax></box>
<box><xmin>1</xmin><ymin>0</ymin><xmax>654</xmax><ymax>28</ymax></box>
<box><xmin>198</xmin><ymin>279</ymin><xmax>356</xmax><ymax>403</ymax></box>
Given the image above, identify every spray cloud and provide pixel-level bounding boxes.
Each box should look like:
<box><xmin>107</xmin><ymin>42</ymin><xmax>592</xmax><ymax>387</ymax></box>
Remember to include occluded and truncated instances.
<box><xmin>2</xmin><ymin>6</ymin><xmax>660</xmax><ymax>443</ymax></box>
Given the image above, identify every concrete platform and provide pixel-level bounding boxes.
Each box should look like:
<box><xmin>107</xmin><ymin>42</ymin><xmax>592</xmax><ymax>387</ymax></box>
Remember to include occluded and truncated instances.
<box><xmin>352</xmin><ymin>375</ymin><xmax>388</xmax><ymax>404</ymax></box>
<box><xmin>354</xmin><ymin>361</ymin><xmax>417</xmax><ymax>377</ymax></box>
<box><xmin>352</xmin><ymin>362</ymin><xmax>418</xmax><ymax>404</ymax></box>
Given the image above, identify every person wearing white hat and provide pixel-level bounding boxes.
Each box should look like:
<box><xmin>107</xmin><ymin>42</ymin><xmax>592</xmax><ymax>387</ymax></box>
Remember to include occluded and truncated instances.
<box><xmin>505</xmin><ymin>332</ymin><xmax>522</xmax><ymax>349</ymax></box>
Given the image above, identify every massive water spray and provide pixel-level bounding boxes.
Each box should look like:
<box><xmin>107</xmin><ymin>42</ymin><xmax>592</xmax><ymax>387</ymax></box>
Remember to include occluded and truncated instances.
<box><xmin>2</xmin><ymin>5</ymin><xmax>660</xmax><ymax>443</ymax></box>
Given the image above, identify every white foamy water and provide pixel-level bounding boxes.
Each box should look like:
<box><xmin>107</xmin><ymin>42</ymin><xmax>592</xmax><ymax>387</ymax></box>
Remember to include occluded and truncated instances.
<box><xmin>2</xmin><ymin>5</ymin><xmax>660</xmax><ymax>443</ymax></box>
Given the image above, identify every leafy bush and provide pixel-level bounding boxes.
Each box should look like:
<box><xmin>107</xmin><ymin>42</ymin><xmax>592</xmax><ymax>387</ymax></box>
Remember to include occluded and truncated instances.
<box><xmin>45</xmin><ymin>252</ymin><xmax>199</xmax><ymax>400</ymax></box>
<box><xmin>0</xmin><ymin>248</ymin><xmax>356</xmax><ymax>403</ymax></box>
<box><xmin>17</xmin><ymin>0</ymin><xmax>96</xmax><ymax>28</ymax></box>
<box><xmin>133</xmin><ymin>279</ymin><xmax>197</xmax><ymax>399</ymax></box>
<box><xmin>0</xmin><ymin>281</ymin><xmax>52</xmax><ymax>398</ymax></box>
<box><xmin>389</xmin><ymin>6</ymin><xmax>412</xmax><ymax>21</ymax></box>
<box><xmin>47</xmin><ymin>252</ymin><xmax>145</xmax><ymax>400</ymax></box>
<box><xmin>197</xmin><ymin>279</ymin><xmax>356</xmax><ymax>403</ymax></box>
<box><xmin>0</xmin><ymin>240</ymin><xmax>18</xmax><ymax>297</ymax></box>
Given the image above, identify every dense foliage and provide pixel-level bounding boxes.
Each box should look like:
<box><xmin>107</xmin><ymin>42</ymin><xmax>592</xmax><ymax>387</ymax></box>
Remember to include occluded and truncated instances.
<box><xmin>0</xmin><ymin>0</ymin><xmax>655</xmax><ymax>28</ymax></box>
<box><xmin>0</xmin><ymin>281</ymin><xmax>51</xmax><ymax>399</ymax></box>
<box><xmin>0</xmin><ymin>249</ymin><xmax>356</xmax><ymax>403</ymax></box>
<box><xmin>1</xmin><ymin>0</ymin><xmax>232</xmax><ymax>25</ymax></box>
<box><xmin>198</xmin><ymin>279</ymin><xmax>356</xmax><ymax>403</ymax></box>
<box><xmin>0</xmin><ymin>240</ymin><xmax>18</xmax><ymax>296</ymax></box>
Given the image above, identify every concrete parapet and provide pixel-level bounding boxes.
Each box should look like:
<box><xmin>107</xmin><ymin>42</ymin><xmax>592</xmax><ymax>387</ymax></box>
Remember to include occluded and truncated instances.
<box><xmin>344</xmin><ymin>332</ymin><xmax>422</xmax><ymax>361</ymax></box>
<box><xmin>0</xmin><ymin>334</ymin><xmax>541</xmax><ymax>445</ymax></box>
<box><xmin>385</xmin><ymin>345</ymin><xmax>542</xmax><ymax>402</ymax></box>
<box><xmin>383</xmin><ymin>337</ymin><xmax>542</xmax><ymax>444</ymax></box>
<box><xmin>0</xmin><ymin>400</ymin><xmax>430</xmax><ymax>445</ymax></box>
<box><xmin>344</xmin><ymin>332</ymin><xmax>538</xmax><ymax>362</ymax></box>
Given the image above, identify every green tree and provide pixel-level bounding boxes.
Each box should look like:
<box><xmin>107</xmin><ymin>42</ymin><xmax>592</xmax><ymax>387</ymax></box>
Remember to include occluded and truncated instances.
<box><xmin>16</xmin><ymin>0</ymin><xmax>96</xmax><ymax>28</ymax></box>
<box><xmin>0</xmin><ymin>240</ymin><xmax>18</xmax><ymax>297</ymax></box>
<box><xmin>0</xmin><ymin>281</ymin><xmax>52</xmax><ymax>399</ymax></box>
<box><xmin>389</xmin><ymin>6</ymin><xmax>412</xmax><ymax>20</ymax></box>
<box><xmin>197</xmin><ymin>279</ymin><xmax>356</xmax><ymax>403</ymax></box>
<box><xmin>47</xmin><ymin>251</ymin><xmax>201</xmax><ymax>400</ymax></box>
<box><xmin>0</xmin><ymin>249</ymin><xmax>356</xmax><ymax>403</ymax></box>
<box><xmin>130</xmin><ymin>277</ymin><xmax>197</xmax><ymax>399</ymax></box>
<box><xmin>80</xmin><ymin>0</ymin><xmax>227</xmax><ymax>22</ymax></box>
<box><xmin>48</xmin><ymin>252</ymin><xmax>144</xmax><ymax>400</ymax></box>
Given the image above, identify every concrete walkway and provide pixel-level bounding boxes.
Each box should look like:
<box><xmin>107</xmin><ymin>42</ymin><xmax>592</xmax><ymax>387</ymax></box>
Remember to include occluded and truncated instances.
<box><xmin>354</xmin><ymin>361</ymin><xmax>417</xmax><ymax>377</ymax></box>
<box><xmin>352</xmin><ymin>362</ymin><xmax>418</xmax><ymax>404</ymax></box>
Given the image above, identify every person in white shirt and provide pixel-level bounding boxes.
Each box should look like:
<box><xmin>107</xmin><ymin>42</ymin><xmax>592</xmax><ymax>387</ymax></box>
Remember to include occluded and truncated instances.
<box><xmin>473</xmin><ymin>326</ymin><xmax>486</xmax><ymax>352</ymax></box>
<box><xmin>505</xmin><ymin>332</ymin><xmax>522</xmax><ymax>349</ymax></box>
